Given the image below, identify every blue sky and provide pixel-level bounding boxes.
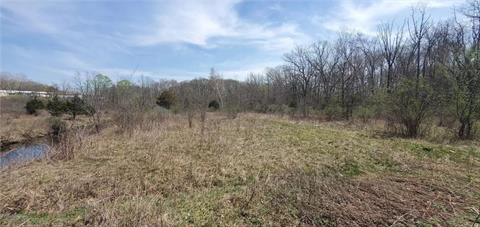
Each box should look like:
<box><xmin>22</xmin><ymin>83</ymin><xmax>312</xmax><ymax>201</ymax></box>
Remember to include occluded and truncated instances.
<box><xmin>0</xmin><ymin>0</ymin><xmax>466</xmax><ymax>84</ymax></box>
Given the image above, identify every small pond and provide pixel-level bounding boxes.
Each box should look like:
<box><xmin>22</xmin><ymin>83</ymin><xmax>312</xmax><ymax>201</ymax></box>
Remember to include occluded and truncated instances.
<box><xmin>0</xmin><ymin>144</ymin><xmax>50</xmax><ymax>169</ymax></box>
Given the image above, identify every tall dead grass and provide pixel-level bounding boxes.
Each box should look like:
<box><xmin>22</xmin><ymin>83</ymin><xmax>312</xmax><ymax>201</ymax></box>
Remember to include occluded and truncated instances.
<box><xmin>249</xmin><ymin>169</ymin><xmax>474</xmax><ymax>226</ymax></box>
<box><xmin>0</xmin><ymin>113</ymin><xmax>479</xmax><ymax>226</ymax></box>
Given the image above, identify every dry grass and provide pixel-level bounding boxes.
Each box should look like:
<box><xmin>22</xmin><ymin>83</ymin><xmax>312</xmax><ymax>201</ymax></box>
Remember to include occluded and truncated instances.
<box><xmin>0</xmin><ymin>96</ymin><xmax>49</xmax><ymax>147</ymax></box>
<box><xmin>0</xmin><ymin>96</ymin><xmax>30</xmax><ymax>115</ymax></box>
<box><xmin>0</xmin><ymin>113</ymin><xmax>479</xmax><ymax>226</ymax></box>
<box><xmin>0</xmin><ymin>113</ymin><xmax>93</xmax><ymax>151</ymax></box>
<box><xmin>0</xmin><ymin>112</ymin><xmax>50</xmax><ymax>149</ymax></box>
<box><xmin>252</xmin><ymin>170</ymin><xmax>477</xmax><ymax>226</ymax></box>
<box><xmin>0</xmin><ymin>101</ymin><xmax>95</xmax><ymax>152</ymax></box>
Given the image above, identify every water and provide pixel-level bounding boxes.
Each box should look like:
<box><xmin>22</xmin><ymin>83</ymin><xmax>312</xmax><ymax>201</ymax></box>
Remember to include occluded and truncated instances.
<box><xmin>0</xmin><ymin>144</ymin><xmax>49</xmax><ymax>169</ymax></box>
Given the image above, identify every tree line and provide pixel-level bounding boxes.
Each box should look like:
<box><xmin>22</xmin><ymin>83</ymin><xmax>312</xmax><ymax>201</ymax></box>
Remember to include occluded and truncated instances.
<box><xmin>22</xmin><ymin>1</ymin><xmax>479</xmax><ymax>139</ymax></box>
<box><xmin>0</xmin><ymin>72</ymin><xmax>57</xmax><ymax>92</ymax></box>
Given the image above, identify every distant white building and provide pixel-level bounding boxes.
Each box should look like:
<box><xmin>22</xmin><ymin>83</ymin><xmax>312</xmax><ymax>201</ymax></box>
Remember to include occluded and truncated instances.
<box><xmin>0</xmin><ymin>90</ymin><xmax>79</xmax><ymax>98</ymax></box>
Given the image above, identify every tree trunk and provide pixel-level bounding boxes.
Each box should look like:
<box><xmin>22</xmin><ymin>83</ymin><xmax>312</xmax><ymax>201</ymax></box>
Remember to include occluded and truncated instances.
<box><xmin>302</xmin><ymin>96</ymin><xmax>307</xmax><ymax>118</ymax></box>
<box><xmin>458</xmin><ymin>119</ymin><xmax>472</xmax><ymax>139</ymax></box>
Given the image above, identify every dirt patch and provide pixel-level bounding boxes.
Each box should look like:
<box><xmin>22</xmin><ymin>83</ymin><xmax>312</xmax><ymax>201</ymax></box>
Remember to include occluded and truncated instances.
<box><xmin>257</xmin><ymin>170</ymin><xmax>476</xmax><ymax>226</ymax></box>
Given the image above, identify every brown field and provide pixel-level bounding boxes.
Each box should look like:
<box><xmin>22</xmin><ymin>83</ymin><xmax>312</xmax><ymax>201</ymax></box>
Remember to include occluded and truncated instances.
<box><xmin>0</xmin><ymin>96</ymin><xmax>92</xmax><ymax>151</ymax></box>
<box><xmin>0</xmin><ymin>112</ymin><xmax>479</xmax><ymax>226</ymax></box>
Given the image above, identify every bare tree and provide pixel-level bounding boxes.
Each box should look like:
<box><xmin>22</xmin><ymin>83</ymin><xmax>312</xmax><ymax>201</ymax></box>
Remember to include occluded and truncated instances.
<box><xmin>359</xmin><ymin>36</ymin><xmax>382</xmax><ymax>95</ymax></box>
<box><xmin>378</xmin><ymin>22</ymin><xmax>405</xmax><ymax>92</ymax></box>
<box><xmin>447</xmin><ymin>3</ymin><xmax>480</xmax><ymax>139</ymax></box>
<box><xmin>209</xmin><ymin>68</ymin><xmax>225</xmax><ymax>109</ymax></box>
<box><xmin>284</xmin><ymin>46</ymin><xmax>315</xmax><ymax>117</ymax></box>
<box><xmin>408</xmin><ymin>7</ymin><xmax>431</xmax><ymax>93</ymax></box>
<box><xmin>75</xmin><ymin>72</ymin><xmax>113</xmax><ymax>133</ymax></box>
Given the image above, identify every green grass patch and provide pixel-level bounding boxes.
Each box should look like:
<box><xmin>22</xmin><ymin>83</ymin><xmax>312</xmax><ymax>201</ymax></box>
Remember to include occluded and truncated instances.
<box><xmin>0</xmin><ymin>208</ymin><xmax>86</xmax><ymax>226</ymax></box>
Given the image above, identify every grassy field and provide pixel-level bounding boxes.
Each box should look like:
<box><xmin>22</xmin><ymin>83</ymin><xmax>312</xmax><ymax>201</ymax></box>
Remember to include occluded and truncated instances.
<box><xmin>0</xmin><ymin>113</ymin><xmax>479</xmax><ymax>226</ymax></box>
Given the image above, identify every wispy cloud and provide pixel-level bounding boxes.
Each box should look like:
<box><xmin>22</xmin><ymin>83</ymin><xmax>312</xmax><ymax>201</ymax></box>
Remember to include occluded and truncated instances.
<box><xmin>1</xmin><ymin>2</ymin><xmax>57</xmax><ymax>34</ymax></box>
<box><xmin>132</xmin><ymin>0</ymin><xmax>239</xmax><ymax>46</ymax></box>
<box><xmin>0</xmin><ymin>0</ymin><xmax>465</xmax><ymax>84</ymax></box>
<box><xmin>316</xmin><ymin>0</ymin><xmax>464</xmax><ymax>35</ymax></box>
<box><xmin>0</xmin><ymin>1</ymin><xmax>133</xmax><ymax>79</ymax></box>
<box><xmin>131</xmin><ymin>0</ymin><xmax>310</xmax><ymax>52</ymax></box>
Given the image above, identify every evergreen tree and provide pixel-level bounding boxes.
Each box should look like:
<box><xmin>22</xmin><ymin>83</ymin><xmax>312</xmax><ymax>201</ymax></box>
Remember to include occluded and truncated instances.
<box><xmin>25</xmin><ymin>97</ymin><xmax>44</xmax><ymax>115</ymax></box>
<box><xmin>156</xmin><ymin>90</ymin><xmax>176</xmax><ymax>109</ymax></box>
<box><xmin>46</xmin><ymin>95</ymin><xmax>66</xmax><ymax>117</ymax></box>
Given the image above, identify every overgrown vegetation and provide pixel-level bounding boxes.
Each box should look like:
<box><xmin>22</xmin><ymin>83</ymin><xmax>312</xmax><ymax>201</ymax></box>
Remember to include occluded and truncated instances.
<box><xmin>53</xmin><ymin>2</ymin><xmax>478</xmax><ymax>140</ymax></box>
<box><xmin>0</xmin><ymin>114</ymin><xmax>478</xmax><ymax>226</ymax></box>
<box><xmin>65</xmin><ymin>95</ymin><xmax>88</xmax><ymax>119</ymax></box>
<box><xmin>1</xmin><ymin>1</ymin><xmax>479</xmax><ymax>226</ymax></box>
<box><xmin>156</xmin><ymin>90</ymin><xmax>176</xmax><ymax>109</ymax></box>
<box><xmin>25</xmin><ymin>97</ymin><xmax>44</xmax><ymax>115</ymax></box>
<box><xmin>46</xmin><ymin>95</ymin><xmax>66</xmax><ymax>117</ymax></box>
<box><xmin>208</xmin><ymin>100</ymin><xmax>220</xmax><ymax>110</ymax></box>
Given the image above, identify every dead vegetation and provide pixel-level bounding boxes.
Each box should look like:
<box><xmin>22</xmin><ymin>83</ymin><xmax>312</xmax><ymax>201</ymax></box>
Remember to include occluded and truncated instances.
<box><xmin>254</xmin><ymin>170</ymin><xmax>476</xmax><ymax>226</ymax></box>
<box><xmin>0</xmin><ymin>113</ymin><xmax>479</xmax><ymax>226</ymax></box>
<box><xmin>0</xmin><ymin>112</ymin><xmax>49</xmax><ymax>150</ymax></box>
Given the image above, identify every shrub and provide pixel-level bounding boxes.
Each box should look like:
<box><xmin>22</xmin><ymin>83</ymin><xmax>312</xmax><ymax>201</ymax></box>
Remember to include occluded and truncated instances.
<box><xmin>354</xmin><ymin>106</ymin><xmax>376</xmax><ymax>123</ymax></box>
<box><xmin>25</xmin><ymin>97</ymin><xmax>44</xmax><ymax>115</ymax></box>
<box><xmin>65</xmin><ymin>95</ymin><xmax>87</xmax><ymax>119</ymax></box>
<box><xmin>253</xmin><ymin>103</ymin><xmax>268</xmax><ymax>113</ymax></box>
<box><xmin>84</xmin><ymin>104</ymin><xmax>96</xmax><ymax>116</ymax></box>
<box><xmin>288</xmin><ymin>101</ymin><xmax>297</xmax><ymax>109</ymax></box>
<box><xmin>49</xmin><ymin>117</ymin><xmax>78</xmax><ymax>160</ymax></box>
<box><xmin>323</xmin><ymin>103</ymin><xmax>343</xmax><ymax>121</ymax></box>
<box><xmin>47</xmin><ymin>95</ymin><xmax>66</xmax><ymax>116</ymax></box>
<box><xmin>387</xmin><ymin>78</ymin><xmax>433</xmax><ymax>137</ymax></box>
<box><xmin>112</xmin><ymin>106</ymin><xmax>146</xmax><ymax>135</ymax></box>
<box><xmin>48</xmin><ymin>117</ymin><xmax>67</xmax><ymax>138</ymax></box>
<box><xmin>156</xmin><ymin>90</ymin><xmax>176</xmax><ymax>109</ymax></box>
<box><xmin>208</xmin><ymin>100</ymin><xmax>220</xmax><ymax>110</ymax></box>
<box><xmin>267</xmin><ymin>104</ymin><xmax>290</xmax><ymax>116</ymax></box>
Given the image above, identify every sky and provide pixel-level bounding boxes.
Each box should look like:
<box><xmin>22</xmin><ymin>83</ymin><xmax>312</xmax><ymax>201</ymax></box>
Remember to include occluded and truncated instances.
<box><xmin>0</xmin><ymin>0</ymin><xmax>467</xmax><ymax>84</ymax></box>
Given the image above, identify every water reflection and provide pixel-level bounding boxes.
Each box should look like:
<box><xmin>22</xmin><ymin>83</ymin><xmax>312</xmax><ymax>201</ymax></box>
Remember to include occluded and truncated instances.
<box><xmin>0</xmin><ymin>144</ymin><xmax>49</xmax><ymax>168</ymax></box>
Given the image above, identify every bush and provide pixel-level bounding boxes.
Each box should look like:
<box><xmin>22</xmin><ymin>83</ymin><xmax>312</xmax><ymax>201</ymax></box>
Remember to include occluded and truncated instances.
<box><xmin>253</xmin><ymin>103</ymin><xmax>268</xmax><ymax>113</ymax></box>
<box><xmin>424</xmin><ymin>124</ymin><xmax>456</xmax><ymax>143</ymax></box>
<box><xmin>267</xmin><ymin>104</ymin><xmax>290</xmax><ymax>116</ymax></box>
<box><xmin>288</xmin><ymin>101</ymin><xmax>297</xmax><ymax>109</ymax></box>
<box><xmin>354</xmin><ymin>106</ymin><xmax>376</xmax><ymax>123</ymax></box>
<box><xmin>65</xmin><ymin>95</ymin><xmax>87</xmax><ymax>119</ymax></box>
<box><xmin>47</xmin><ymin>95</ymin><xmax>66</xmax><ymax>116</ymax></box>
<box><xmin>49</xmin><ymin>116</ymin><xmax>78</xmax><ymax>160</ymax></box>
<box><xmin>323</xmin><ymin>103</ymin><xmax>343</xmax><ymax>121</ymax></box>
<box><xmin>156</xmin><ymin>90</ymin><xmax>176</xmax><ymax>109</ymax></box>
<box><xmin>387</xmin><ymin>78</ymin><xmax>433</xmax><ymax>138</ymax></box>
<box><xmin>208</xmin><ymin>100</ymin><xmax>220</xmax><ymax>110</ymax></box>
<box><xmin>113</xmin><ymin>108</ymin><xmax>144</xmax><ymax>134</ymax></box>
<box><xmin>48</xmin><ymin>117</ymin><xmax>67</xmax><ymax>138</ymax></box>
<box><xmin>25</xmin><ymin>97</ymin><xmax>44</xmax><ymax>115</ymax></box>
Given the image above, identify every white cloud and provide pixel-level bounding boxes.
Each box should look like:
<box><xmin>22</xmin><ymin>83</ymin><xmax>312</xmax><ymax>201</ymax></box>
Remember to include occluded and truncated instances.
<box><xmin>0</xmin><ymin>1</ymin><xmax>74</xmax><ymax>34</ymax></box>
<box><xmin>132</xmin><ymin>0</ymin><xmax>239</xmax><ymax>46</ymax></box>
<box><xmin>211</xmin><ymin>59</ymin><xmax>282</xmax><ymax>80</ymax></box>
<box><xmin>131</xmin><ymin>0</ymin><xmax>310</xmax><ymax>52</ymax></box>
<box><xmin>317</xmin><ymin>0</ymin><xmax>464</xmax><ymax>35</ymax></box>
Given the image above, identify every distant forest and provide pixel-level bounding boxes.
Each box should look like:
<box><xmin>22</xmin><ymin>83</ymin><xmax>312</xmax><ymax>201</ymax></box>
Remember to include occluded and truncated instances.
<box><xmin>0</xmin><ymin>72</ymin><xmax>57</xmax><ymax>92</ymax></box>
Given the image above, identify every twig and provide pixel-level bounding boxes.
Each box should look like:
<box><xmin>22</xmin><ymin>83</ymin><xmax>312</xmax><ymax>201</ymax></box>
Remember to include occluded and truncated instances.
<box><xmin>471</xmin><ymin>207</ymin><xmax>480</xmax><ymax>227</ymax></box>
<box><xmin>472</xmin><ymin>213</ymin><xmax>480</xmax><ymax>227</ymax></box>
